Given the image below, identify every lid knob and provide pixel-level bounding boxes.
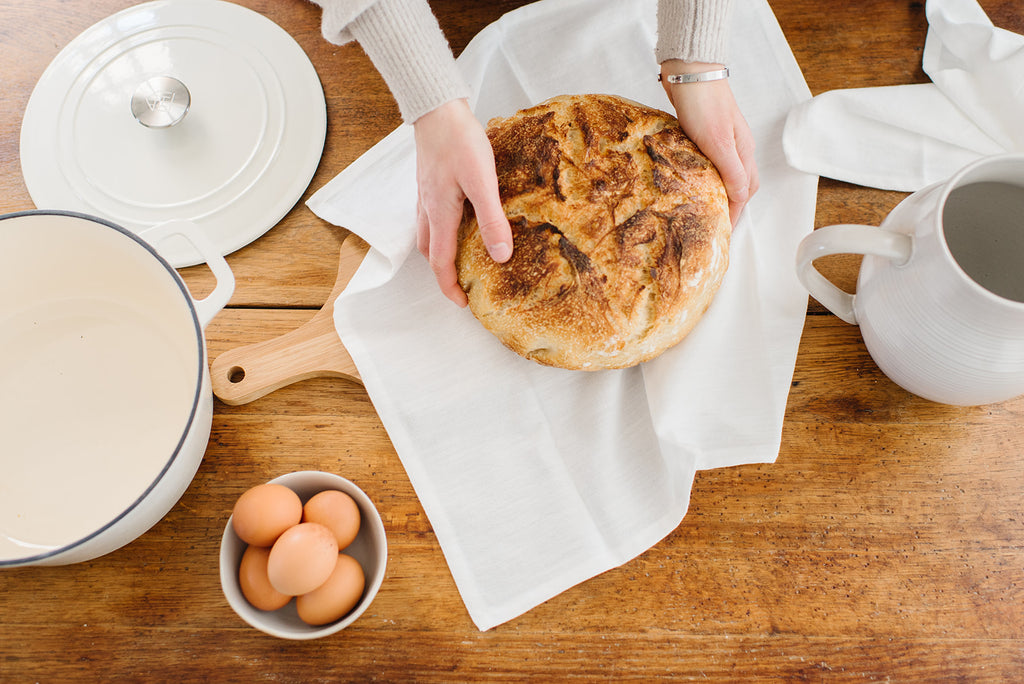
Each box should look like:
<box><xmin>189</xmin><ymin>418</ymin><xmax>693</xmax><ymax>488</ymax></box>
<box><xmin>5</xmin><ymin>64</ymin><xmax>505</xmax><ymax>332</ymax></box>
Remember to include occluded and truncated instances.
<box><xmin>130</xmin><ymin>76</ymin><xmax>190</xmax><ymax>128</ymax></box>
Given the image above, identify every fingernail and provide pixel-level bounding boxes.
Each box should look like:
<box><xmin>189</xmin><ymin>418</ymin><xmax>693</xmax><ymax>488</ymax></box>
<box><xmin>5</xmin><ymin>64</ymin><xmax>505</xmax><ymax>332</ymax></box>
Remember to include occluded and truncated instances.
<box><xmin>488</xmin><ymin>242</ymin><xmax>512</xmax><ymax>262</ymax></box>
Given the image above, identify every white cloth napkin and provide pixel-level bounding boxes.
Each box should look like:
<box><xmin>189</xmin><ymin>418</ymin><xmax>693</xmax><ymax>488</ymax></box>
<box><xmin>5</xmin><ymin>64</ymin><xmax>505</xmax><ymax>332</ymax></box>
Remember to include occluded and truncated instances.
<box><xmin>307</xmin><ymin>0</ymin><xmax>815</xmax><ymax>630</ymax></box>
<box><xmin>783</xmin><ymin>0</ymin><xmax>1024</xmax><ymax>192</ymax></box>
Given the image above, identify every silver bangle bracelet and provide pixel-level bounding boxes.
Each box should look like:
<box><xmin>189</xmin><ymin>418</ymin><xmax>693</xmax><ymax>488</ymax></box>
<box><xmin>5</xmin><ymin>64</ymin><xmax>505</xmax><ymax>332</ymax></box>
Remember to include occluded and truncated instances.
<box><xmin>659</xmin><ymin>67</ymin><xmax>730</xmax><ymax>84</ymax></box>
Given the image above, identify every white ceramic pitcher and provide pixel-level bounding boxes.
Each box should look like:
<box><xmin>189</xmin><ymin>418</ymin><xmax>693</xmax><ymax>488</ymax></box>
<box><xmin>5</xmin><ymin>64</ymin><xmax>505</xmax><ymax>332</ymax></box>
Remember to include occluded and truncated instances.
<box><xmin>796</xmin><ymin>153</ymin><xmax>1024</xmax><ymax>406</ymax></box>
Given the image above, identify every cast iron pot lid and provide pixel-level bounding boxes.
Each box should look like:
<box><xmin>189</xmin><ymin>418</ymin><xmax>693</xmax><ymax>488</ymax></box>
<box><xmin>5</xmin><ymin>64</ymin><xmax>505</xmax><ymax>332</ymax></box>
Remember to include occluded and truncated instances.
<box><xmin>21</xmin><ymin>0</ymin><xmax>327</xmax><ymax>267</ymax></box>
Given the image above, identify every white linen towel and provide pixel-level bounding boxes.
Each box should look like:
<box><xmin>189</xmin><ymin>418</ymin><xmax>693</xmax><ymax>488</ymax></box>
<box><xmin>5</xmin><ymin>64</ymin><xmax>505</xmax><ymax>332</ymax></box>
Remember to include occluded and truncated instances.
<box><xmin>307</xmin><ymin>0</ymin><xmax>815</xmax><ymax>630</ymax></box>
<box><xmin>783</xmin><ymin>0</ymin><xmax>1024</xmax><ymax>192</ymax></box>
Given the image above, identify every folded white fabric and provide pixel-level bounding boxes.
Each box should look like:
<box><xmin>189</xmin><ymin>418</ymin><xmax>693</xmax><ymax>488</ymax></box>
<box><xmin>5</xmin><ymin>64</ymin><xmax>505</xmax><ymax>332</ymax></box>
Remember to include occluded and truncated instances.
<box><xmin>307</xmin><ymin>0</ymin><xmax>815</xmax><ymax>630</ymax></box>
<box><xmin>783</xmin><ymin>0</ymin><xmax>1024</xmax><ymax>192</ymax></box>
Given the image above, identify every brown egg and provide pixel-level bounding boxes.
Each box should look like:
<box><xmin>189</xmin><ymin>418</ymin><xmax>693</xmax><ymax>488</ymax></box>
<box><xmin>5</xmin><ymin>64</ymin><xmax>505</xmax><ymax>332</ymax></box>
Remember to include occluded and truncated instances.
<box><xmin>266</xmin><ymin>522</ymin><xmax>339</xmax><ymax>596</ymax></box>
<box><xmin>231</xmin><ymin>483</ymin><xmax>303</xmax><ymax>547</ymax></box>
<box><xmin>238</xmin><ymin>545</ymin><xmax>292</xmax><ymax>612</ymax></box>
<box><xmin>302</xmin><ymin>489</ymin><xmax>361</xmax><ymax>550</ymax></box>
<box><xmin>296</xmin><ymin>553</ymin><xmax>366</xmax><ymax>626</ymax></box>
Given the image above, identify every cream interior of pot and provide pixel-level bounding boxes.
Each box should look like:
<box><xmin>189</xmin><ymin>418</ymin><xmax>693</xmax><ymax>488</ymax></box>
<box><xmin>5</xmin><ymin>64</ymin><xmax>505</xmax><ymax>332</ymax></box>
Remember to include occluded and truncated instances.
<box><xmin>0</xmin><ymin>213</ymin><xmax>201</xmax><ymax>561</ymax></box>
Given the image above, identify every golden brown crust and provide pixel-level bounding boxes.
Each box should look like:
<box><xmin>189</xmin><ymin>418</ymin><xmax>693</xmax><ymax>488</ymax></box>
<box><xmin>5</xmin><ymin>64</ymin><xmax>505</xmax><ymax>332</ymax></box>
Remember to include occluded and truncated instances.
<box><xmin>456</xmin><ymin>94</ymin><xmax>731</xmax><ymax>370</ymax></box>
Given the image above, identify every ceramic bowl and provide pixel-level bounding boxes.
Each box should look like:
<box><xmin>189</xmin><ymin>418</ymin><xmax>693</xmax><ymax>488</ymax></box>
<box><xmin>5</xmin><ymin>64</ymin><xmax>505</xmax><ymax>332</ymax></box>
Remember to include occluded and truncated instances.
<box><xmin>220</xmin><ymin>471</ymin><xmax>387</xmax><ymax>639</ymax></box>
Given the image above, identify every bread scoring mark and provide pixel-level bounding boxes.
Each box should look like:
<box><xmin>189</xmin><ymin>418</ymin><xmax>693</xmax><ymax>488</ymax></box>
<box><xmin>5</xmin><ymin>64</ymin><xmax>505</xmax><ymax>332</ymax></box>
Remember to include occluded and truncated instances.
<box><xmin>575</xmin><ymin>103</ymin><xmax>596</xmax><ymax>148</ymax></box>
<box><xmin>612</xmin><ymin>208</ymin><xmax>694</xmax><ymax>344</ymax></box>
<box><xmin>554</xmin><ymin>226</ymin><xmax>592</xmax><ymax>275</ymax></box>
<box><xmin>491</xmin><ymin>111</ymin><xmax>561</xmax><ymax>201</ymax></box>
<box><xmin>493</xmin><ymin>217</ymin><xmax>612</xmax><ymax>307</ymax></box>
<box><xmin>582</xmin><ymin>98</ymin><xmax>634</xmax><ymax>142</ymax></box>
<box><xmin>643</xmin><ymin>128</ymin><xmax>712</xmax><ymax>196</ymax></box>
<box><xmin>551</xmin><ymin>165</ymin><xmax>565</xmax><ymax>202</ymax></box>
<box><xmin>584</xmin><ymin>149</ymin><xmax>637</xmax><ymax>219</ymax></box>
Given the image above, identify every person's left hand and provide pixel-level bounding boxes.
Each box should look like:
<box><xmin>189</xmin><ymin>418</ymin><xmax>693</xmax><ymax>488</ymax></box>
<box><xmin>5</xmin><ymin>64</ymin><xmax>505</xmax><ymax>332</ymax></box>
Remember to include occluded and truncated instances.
<box><xmin>413</xmin><ymin>98</ymin><xmax>513</xmax><ymax>307</ymax></box>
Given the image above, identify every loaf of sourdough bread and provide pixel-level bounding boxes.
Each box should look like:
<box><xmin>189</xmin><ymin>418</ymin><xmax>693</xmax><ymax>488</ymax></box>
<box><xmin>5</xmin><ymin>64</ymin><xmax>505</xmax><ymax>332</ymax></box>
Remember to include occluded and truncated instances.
<box><xmin>456</xmin><ymin>93</ymin><xmax>731</xmax><ymax>370</ymax></box>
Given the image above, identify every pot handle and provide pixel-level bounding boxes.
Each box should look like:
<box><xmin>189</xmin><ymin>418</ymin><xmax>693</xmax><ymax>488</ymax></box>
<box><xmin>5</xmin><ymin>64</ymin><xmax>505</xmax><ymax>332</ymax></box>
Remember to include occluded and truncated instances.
<box><xmin>143</xmin><ymin>219</ymin><xmax>235</xmax><ymax>329</ymax></box>
<box><xmin>795</xmin><ymin>224</ymin><xmax>912</xmax><ymax>325</ymax></box>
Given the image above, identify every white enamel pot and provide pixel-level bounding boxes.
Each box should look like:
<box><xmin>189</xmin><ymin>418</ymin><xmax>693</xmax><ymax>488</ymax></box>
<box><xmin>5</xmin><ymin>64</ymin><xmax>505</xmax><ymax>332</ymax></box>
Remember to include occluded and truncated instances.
<box><xmin>0</xmin><ymin>210</ymin><xmax>234</xmax><ymax>566</ymax></box>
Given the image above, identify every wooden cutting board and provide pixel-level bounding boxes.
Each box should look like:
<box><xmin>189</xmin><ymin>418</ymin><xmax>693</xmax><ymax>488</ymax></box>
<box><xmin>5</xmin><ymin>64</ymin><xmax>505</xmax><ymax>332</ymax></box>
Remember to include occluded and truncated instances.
<box><xmin>210</xmin><ymin>234</ymin><xmax>370</xmax><ymax>405</ymax></box>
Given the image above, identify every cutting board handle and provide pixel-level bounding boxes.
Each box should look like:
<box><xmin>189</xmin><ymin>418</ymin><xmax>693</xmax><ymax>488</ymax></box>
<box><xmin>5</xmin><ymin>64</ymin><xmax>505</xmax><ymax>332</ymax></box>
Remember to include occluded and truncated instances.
<box><xmin>211</xmin><ymin>234</ymin><xmax>370</xmax><ymax>406</ymax></box>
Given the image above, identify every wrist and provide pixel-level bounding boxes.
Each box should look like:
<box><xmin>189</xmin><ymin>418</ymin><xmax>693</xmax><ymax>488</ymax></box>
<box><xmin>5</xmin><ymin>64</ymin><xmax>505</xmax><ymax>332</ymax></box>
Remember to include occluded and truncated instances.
<box><xmin>660</xmin><ymin>60</ymin><xmax>728</xmax><ymax>82</ymax></box>
<box><xmin>413</xmin><ymin>98</ymin><xmax>470</xmax><ymax>130</ymax></box>
<box><xmin>661</xmin><ymin>60</ymin><xmax>725</xmax><ymax>75</ymax></box>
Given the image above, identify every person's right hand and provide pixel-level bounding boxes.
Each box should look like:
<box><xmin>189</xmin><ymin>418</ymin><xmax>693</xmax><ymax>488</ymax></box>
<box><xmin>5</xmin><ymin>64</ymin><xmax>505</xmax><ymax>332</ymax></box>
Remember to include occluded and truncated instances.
<box><xmin>660</xmin><ymin>60</ymin><xmax>759</xmax><ymax>226</ymax></box>
<box><xmin>413</xmin><ymin>98</ymin><xmax>513</xmax><ymax>307</ymax></box>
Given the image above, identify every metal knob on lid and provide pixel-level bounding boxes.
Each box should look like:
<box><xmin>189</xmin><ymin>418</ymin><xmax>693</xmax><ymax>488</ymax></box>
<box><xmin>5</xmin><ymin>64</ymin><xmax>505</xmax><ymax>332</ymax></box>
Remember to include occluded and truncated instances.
<box><xmin>131</xmin><ymin>76</ymin><xmax>190</xmax><ymax>128</ymax></box>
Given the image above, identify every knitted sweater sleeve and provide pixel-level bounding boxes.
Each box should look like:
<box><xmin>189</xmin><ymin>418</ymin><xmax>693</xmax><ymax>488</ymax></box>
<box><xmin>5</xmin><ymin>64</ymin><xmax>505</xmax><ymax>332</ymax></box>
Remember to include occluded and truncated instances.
<box><xmin>655</xmin><ymin>0</ymin><xmax>734</xmax><ymax>65</ymax></box>
<box><xmin>309</xmin><ymin>0</ymin><xmax>471</xmax><ymax>123</ymax></box>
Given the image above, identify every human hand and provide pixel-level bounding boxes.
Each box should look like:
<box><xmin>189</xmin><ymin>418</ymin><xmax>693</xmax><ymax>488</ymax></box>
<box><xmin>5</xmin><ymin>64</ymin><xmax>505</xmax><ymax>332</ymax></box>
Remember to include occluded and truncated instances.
<box><xmin>660</xmin><ymin>60</ymin><xmax>758</xmax><ymax>226</ymax></box>
<box><xmin>413</xmin><ymin>98</ymin><xmax>513</xmax><ymax>307</ymax></box>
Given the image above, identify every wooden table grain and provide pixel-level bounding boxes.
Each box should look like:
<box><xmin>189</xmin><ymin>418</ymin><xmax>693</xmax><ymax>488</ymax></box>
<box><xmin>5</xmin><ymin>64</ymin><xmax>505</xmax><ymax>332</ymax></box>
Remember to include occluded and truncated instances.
<box><xmin>2</xmin><ymin>1</ymin><xmax>1022</xmax><ymax>680</ymax></box>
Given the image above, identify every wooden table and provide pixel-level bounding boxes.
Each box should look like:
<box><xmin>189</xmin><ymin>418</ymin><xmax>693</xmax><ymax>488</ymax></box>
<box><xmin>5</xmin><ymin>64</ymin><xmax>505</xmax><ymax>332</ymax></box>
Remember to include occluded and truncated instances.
<box><xmin>2</xmin><ymin>1</ymin><xmax>1022</xmax><ymax>680</ymax></box>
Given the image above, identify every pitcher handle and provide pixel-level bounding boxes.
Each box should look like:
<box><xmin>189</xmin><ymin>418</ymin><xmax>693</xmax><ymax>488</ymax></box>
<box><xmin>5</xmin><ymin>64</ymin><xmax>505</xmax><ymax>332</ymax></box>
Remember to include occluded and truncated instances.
<box><xmin>796</xmin><ymin>224</ymin><xmax>913</xmax><ymax>325</ymax></box>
